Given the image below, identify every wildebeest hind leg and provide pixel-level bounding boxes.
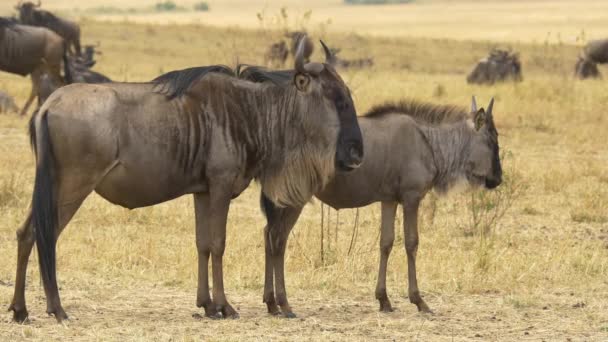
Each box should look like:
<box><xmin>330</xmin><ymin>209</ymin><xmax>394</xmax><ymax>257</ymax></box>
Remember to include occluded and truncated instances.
<box><xmin>193</xmin><ymin>193</ymin><xmax>218</xmax><ymax>318</ymax></box>
<box><xmin>45</xmin><ymin>169</ymin><xmax>97</xmax><ymax>322</ymax></box>
<box><xmin>8</xmin><ymin>211</ymin><xmax>34</xmax><ymax>323</ymax></box>
<box><xmin>403</xmin><ymin>199</ymin><xmax>432</xmax><ymax>314</ymax></box>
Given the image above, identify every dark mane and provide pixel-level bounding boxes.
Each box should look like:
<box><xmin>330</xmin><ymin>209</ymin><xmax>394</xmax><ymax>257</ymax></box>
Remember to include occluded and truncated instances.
<box><xmin>365</xmin><ymin>99</ymin><xmax>469</xmax><ymax>126</ymax></box>
<box><xmin>0</xmin><ymin>17</ymin><xmax>19</xmax><ymax>30</ymax></box>
<box><xmin>151</xmin><ymin>65</ymin><xmax>235</xmax><ymax>99</ymax></box>
<box><xmin>237</xmin><ymin>64</ymin><xmax>294</xmax><ymax>85</ymax></box>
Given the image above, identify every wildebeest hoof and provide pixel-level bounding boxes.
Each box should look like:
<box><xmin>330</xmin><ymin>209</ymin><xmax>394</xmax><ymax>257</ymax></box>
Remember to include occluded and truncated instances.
<box><xmin>220</xmin><ymin>305</ymin><xmax>239</xmax><ymax>319</ymax></box>
<box><xmin>379</xmin><ymin>300</ymin><xmax>394</xmax><ymax>313</ymax></box>
<box><xmin>8</xmin><ymin>304</ymin><xmax>29</xmax><ymax>323</ymax></box>
<box><xmin>203</xmin><ymin>307</ymin><xmax>221</xmax><ymax>319</ymax></box>
<box><xmin>49</xmin><ymin>310</ymin><xmax>69</xmax><ymax>323</ymax></box>
<box><xmin>208</xmin><ymin>312</ymin><xmax>223</xmax><ymax>320</ymax></box>
<box><xmin>266</xmin><ymin>302</ymin><xmax>281</xmax><ymax>316</ymax></box>
<box><xmin>417</xmin><ymin>302</ymin><xmax>434</xmax><ymax>314</ymax></box>
<box><xmin>283</xmin><ymin>311</ymin><xmax>297</xmax><ymax>319</ymax></box>
<box><xmin>380</xmin><ymin>305</ymin><xmax>394</xmax><ymax>313</ymax></box>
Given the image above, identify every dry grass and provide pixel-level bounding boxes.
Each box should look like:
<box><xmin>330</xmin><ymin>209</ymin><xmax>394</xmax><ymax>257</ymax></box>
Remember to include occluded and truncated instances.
<box><xmin>4</xmin><ymin>0</ymin><xmax>608</xmax><ymax>43</ymax></box>
<box><xmin>1</xmin><ymin>3</ymin><xmax>608</xmax><ymax>340</ymax></box>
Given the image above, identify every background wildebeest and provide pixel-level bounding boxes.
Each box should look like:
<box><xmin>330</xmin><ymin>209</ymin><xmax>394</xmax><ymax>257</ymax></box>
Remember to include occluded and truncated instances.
<box><xmin>9</xmin><ymin>39</ymin><xmax>363</xmax><ymax>323</ymax></box>
<box><xmin>64</xmin><ymin>54</ymin><xmax>112</xmax><ymax>84</ymax></box>
<box><xmin>76</xmin><ymin>44</ymin><xmax>101</xmax><ymax>67</ymax></box>
<box><xmin>322</xmin><ymin>44</ymin><xmax>374</xmax><ymax>69</ymax></box>
<box><xmin>0</xmin><ymin>16</ymin><xmax>65</xmax><ymax>116</ymax></box>
<box><xmin>36</xmin><ymin>49</ymin><xmax>111</xmax><ymax>108</ymax></box>
<box><xmin>467</xmin><ymin>49</ymin><xmax>522</xmax><ymax>85</ymax></box>
<box><xmin>583</xmin><ymin>39</ymin><xmax>608</xmax><ymax>64</ymax></box>
<box><xmin>259</xmin><ymin>96</ymin><xmax>502</xmax><ymax>317</ymax></box>
<box><xmin>16</xmin><ymin>0</ymin><xmax>81</xmax><ymax>55</ymax></box>
<box><xmin>265</xmin><ymin>41</ymin><xmax>289</xmax><ymax>67</ymax></box>
<box><xmin>574</xmin><ymin>55</ymin><xmax>601</xmax><ymax>79</ymax></box>
<box><xmin>0</xmin><ymin>90</ymin><xmax>18</xmax><ymax>113</ymax></box>
<box><xmin>286</xmin><ymin>31</ymin><xmax>313</xmax><ymax>63</ymax></box>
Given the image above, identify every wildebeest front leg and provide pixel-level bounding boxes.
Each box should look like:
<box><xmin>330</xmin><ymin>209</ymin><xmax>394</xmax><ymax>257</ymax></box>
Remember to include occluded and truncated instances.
<box><xmin>403</xmin><ymin>199</ymin><xmax>432</xmax><ymax>313</ymax></box>
<box><xmin>267</xmin><ymin>205</ymin><xmax>303</xmax><ymax>318</ymax></box>
<box><xmin>263</xmin><ymin>223</ymin><xmax>280</xmax><ymax>315</ymax></box>
<box><xmin>206</xmin><ymin>188</ymin><xmax>238</xmax><ymax>319</ymax></box>
<box><xmin>375</xmin><ymin>201</ymin><xmax>397</xmax><ymax>312</ymax></box>
<box><xmin>19</xmin><ymin>74</ymin><xmax>39</xmax><ymax>116</ymax></box>
<box><xmin>193</xmin><ymin>193</ymin><xmax>217</xmax><ymax>318</ymax></box>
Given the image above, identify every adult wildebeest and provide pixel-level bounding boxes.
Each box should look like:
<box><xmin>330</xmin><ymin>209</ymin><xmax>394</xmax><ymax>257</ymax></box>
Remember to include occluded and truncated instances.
<box><xmin>265</xmin><ymin>41</ymin><xmax>289</xmax><ymax>67</ymax></box>
<box><xmin>8</xmin><ymin>39</ymin><xmax>364</xmax><ymax>323</ymax></box>
<box><xmin>259</xmin><ymin>96</ymin><xmax>502</xmax><ymax>317</ymax></box>
<box><xmin>34</xmin><ymin>54</ymin><xmax>111</xmax><ymax>112</ymax></box>
<box><xmin>467</xmin><ymin>49</ymin><xmax>522</xmax><ymax>85</ymax></box>
<box><xmin>583</xmin><ymin>39</ymin><xmax>608</xmax><ymax>64</ymax></box>
<box><xmin>574</xmin><ymin>55</ymin><xmax>601</xmax><ymax>80</ymax></box>
<box><xmin>324</xmin><ymin>46</ymin><xmax>374</xmax><ymax>69</ymax></box>
<box><xmin>0</xmin><ymin>90</ymin><xmax>18</xmax><ymax>113</ymax></box>
<box><xmin>65</xmin><ymin>55</ymin><xmax>112</xmax><ymax>83</ymax></box>
<box><xmin>0</xmin><ymin>16</ymin><xmax>65</xmax><ymax>116</ymax></box>
<box><xmin>286</xmin><ymin>31</ymin><xmax>313</xmax><ymax>63</ymax></box>
<box><xmin>76</xmin><ymin>44</ymin><xmax>100</xmax><ymax>67</ymax></box>
<box><xmin>16</xmin><ymin>0</ymin><xmax>81</xmax><ymax>55</ymax></box>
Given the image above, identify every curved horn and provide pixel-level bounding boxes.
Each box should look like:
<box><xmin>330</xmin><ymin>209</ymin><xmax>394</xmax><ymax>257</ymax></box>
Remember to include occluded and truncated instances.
<box><xmin>471</xmin><ymin>95</ymin><xmax>477</xmax><ymax>113</ymax></box>
<box><xmin>35</xmin><ymin>0</ymin><xmax>41</xmax><ymax>7</ymax></box>
<box><xmin>294</xmin><ymin>34</ymin><xmax>306</xmax><ymax>73</ymax></box>
<box><xmin>487</xmin><ymin>97</ymin><xmax>494</xmax><ymax>115</ymax></box>
<box><xmin>320</xmin><ymin>40</ymin><xmax>332</xmax><ymax>62</ymax></box>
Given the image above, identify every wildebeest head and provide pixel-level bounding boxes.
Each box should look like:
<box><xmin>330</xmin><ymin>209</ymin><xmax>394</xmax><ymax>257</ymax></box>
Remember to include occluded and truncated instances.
<box><xmin>293</xmin><ymin>38</ymin><xmax>364</xmax><ymax>171</ymax></box>
<box><xmin>15</xmin><ymin>0</ymin><xmax>41</xmax><ymax>24</ymax></box>
<box><xmin>466</xmin><ymin>97</ymin><xmax>502</xmax><ymax>189</ymax></box>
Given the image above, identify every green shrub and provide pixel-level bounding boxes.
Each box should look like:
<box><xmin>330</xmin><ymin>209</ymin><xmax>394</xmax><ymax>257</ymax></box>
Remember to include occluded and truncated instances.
<box><xmin>155</xmin><ymin>1</ymin><xmax>177</xmax><ymax>12</ymax></box>
<box><xmin>193</xmin><ymin>2</ymin><xmax>210</xmax><ymax>11</ymax></box>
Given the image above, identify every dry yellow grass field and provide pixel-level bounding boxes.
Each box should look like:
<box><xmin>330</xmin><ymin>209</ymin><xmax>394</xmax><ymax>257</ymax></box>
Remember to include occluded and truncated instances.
<box><xmin>1</xmin><ymin>1</ymin><xmax>608</xmax><ymax>340</ymax></box>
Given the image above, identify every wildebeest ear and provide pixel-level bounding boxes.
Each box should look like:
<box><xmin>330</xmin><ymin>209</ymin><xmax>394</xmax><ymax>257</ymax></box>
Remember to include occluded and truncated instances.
<box><xmin>474</xmin><ymin>108</ymin><xmax>487</xmax><ymax>131</ymax></box>
<box><xmin>294</xmin><ymin>73</ymin><xmax>310</xmax><ymax>92</ymax></box>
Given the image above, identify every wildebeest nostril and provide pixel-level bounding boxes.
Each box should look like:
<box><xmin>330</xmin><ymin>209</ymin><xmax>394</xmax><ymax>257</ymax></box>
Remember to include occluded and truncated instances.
<box><xmin>349</xmin><ymin>145</ymin><xmax>363</xmax><ymax>164</ymax></box>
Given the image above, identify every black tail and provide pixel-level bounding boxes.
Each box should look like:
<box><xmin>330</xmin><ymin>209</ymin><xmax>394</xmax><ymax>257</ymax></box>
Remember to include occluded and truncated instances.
<box><xmin>32</xmin><ymin>113</ymin><xmax>58</xmax><ymax>295</ymax></box>
<box><xmin>62</xmin><ymin>46</ymin><xmax>73</xmax><ymax>85</ymax></box>
<box><xmin>28</xmin><ymin>112</ymin><xmax>37</xmax><ymax>155</ymax></box>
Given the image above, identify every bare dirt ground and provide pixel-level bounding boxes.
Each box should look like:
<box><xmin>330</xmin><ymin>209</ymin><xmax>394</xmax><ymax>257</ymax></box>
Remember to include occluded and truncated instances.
<box><xmin>1</xmin><ymin>282</ymin><xmax>605</xmax><ymax>341</ymax></box>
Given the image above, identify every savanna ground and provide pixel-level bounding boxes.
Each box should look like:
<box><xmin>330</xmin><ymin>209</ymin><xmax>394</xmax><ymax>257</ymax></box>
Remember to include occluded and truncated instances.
<box><xmin>1</xmin><ymin>0</ymin><xmax>607</xmax><ymax>340</ymax></box>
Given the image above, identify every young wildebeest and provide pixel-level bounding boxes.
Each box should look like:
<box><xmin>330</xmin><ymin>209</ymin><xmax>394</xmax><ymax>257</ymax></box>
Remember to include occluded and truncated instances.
<box><xmin>0</xmin><ymin>16</ymin><xmax>65</xmax><ymax>116</ymax></box>
<box><xmin>467</xmin><ymin>49</ymin><xmax>522</xmax><ymax>85</ymax></box>
<box><xmin>260</xmin><ymin>97</ymin><xmax>502</xmax><ymax>317</ymax></box>
<box><xmin>8</xmin><ymin>39</ymin><xmax>363</xmax><ymax>323</ymax></box>
<box><xmin>0</xmin><ymin>90</ymin><xmax>18</xmax><ymax>113</ymax></box>
<box><xmin>16</xmin><ymin>0</ymin><xmax>81</xmax><ymax>55</ymax></box>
